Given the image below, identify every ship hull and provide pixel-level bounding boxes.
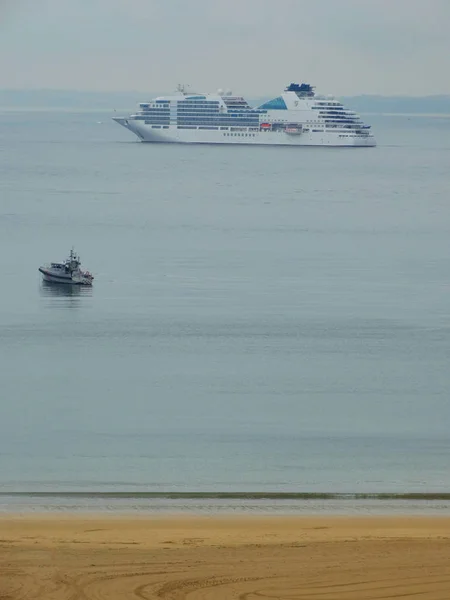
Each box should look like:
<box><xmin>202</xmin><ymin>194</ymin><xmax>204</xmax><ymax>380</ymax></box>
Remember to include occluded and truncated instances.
<box><xmin>38</xmin><ymin>268</ymin><xmax>91</xmax><ymax>286</ymax></box>
<box><xmin>114</xmin><ymin>118</ymin><xmax>376</xmax><ymax>147</ymax></box>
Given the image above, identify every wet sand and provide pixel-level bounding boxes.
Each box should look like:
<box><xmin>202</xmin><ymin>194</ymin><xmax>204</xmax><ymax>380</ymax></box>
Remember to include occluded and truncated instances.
<box><xmin>1</xmin><ymin>515</ymin><xmax>450</xmax><ymax>599</ymax></box>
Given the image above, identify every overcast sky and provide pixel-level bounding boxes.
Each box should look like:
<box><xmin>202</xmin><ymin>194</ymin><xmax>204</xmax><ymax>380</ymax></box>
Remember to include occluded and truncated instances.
<box><xmin>1</xmin><ymin>0</ymin><xmax>449</xmax><ymax>96</ymax></box>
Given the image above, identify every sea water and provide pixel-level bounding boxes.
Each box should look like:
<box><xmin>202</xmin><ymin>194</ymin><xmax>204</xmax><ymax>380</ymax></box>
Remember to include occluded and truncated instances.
<box><xmin>0</xmin><ymin>108</ymin><xmax>449</xmax><ymax>512</ymax></box>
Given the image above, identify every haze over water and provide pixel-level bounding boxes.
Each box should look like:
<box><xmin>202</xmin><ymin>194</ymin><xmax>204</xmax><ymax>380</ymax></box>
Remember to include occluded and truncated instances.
<box><xmin>0</xmin><ymin>108</ymin><xmax>449</xmax><ymax>511</ymax></box>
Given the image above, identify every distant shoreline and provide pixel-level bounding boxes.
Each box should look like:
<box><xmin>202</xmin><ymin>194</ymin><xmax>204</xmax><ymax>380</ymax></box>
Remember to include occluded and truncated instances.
<box><xmin>1</xmin><ymin>89</ymin><xmax>449</xmax><ymax>115</ymax></box>
<box><xmin>1</xmin><ymin>106</ymin><xmax>450</xmax><ymax>118</ymax></box>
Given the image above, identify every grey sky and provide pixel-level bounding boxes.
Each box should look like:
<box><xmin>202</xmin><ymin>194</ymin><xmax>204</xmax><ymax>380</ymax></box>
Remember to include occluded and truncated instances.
<box><xmin>1</xmin><ymin>0</ymin><xmax>449</xmax><ymax>95</ymax></box>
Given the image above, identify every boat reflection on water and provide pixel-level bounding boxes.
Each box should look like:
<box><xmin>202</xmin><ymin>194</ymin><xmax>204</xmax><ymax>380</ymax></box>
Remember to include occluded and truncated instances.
<box><xmin>39</xmin><ymin>280</ymin><xmax>93</xmax><ymax>301</ymax></box>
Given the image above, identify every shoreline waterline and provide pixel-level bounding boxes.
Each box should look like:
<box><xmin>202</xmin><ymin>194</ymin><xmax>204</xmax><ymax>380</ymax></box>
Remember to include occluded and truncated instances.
<box><xmin>2</xmin><ymin>491</ymin><xmax>450</xmax><ymax>515</ymax></box>
<box><xmin>2</xmin><ymin>491</ymin><xmax>450</xmax><ymax>500</ymax></box>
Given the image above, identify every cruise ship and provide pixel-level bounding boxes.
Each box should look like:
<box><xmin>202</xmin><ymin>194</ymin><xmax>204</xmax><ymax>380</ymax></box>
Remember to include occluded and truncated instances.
<box><xmin>113</xmin><ymin>83</ymin><xmax>376</xmax><ymax>147</ymax></box>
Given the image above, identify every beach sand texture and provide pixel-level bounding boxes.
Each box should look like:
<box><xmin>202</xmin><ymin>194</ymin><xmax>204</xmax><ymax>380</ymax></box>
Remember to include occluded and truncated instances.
<box><xmin>1</xmin><ymin>516</ymin><xmax>450</xmax><ymax>599</ymax></box>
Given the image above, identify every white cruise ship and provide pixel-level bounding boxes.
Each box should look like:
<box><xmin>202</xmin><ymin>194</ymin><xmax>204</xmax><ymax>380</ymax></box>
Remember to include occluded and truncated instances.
<box><xmin>113</xmin><ymin>83</ymin><xmax>375</xmax><ymax>147</ymax></box>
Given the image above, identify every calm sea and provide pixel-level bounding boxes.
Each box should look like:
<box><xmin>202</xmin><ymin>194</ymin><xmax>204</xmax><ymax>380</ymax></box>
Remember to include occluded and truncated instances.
<box><xmin>0</xmin><ymin>108</ymin><xmax>449</xmax><ymax>513</ymax></box>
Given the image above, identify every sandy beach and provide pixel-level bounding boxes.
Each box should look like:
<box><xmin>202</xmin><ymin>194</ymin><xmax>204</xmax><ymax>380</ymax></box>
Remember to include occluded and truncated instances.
<box><xmin>1</xmin><ymin>515</ymin><xmax>450</xmax><ymax>599</ymax></box>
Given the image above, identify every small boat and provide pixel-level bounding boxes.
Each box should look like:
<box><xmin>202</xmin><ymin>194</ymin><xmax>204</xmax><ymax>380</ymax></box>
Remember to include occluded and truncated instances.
<box><xmin>39</xmin><ymin>248</ymin><xmax>94</xmax><ymax>285</ymax></box>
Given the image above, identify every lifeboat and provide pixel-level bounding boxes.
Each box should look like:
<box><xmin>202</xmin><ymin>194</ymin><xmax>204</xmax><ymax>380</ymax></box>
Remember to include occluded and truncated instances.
<box><xmin>285</xmin><ymin>124</ymin><xmax>303</xmax><ymax>135</ymax></box>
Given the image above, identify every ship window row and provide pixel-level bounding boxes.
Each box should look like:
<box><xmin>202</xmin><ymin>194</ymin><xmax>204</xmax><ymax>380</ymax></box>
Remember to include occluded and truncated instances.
<box><xmin>319</xmin><ymin>115</ymin><xmax>357</xmax><ymax>121</ymax></box>
<box><xmin>139</xmin><ymin>115</ymin><xmax>170</xmax><ymax>119</ymax></box>
<box><xmin>177</xmin><ymin>123</ymin><xmax>259</xmax><ymax>128</ymax></box>
<box><xmin>226</xmin><ymin>108</ymin><xmax>263</xmax><ymax>113</ymax></box>
<box><xmin>177</xmin><ymin>109</ymin><xmax>220</xmax><ymax>114</ymax></box>
<box><xmin>140</xmin><ymin>104</ymin><xmax>171</xmax><ymax>108</ymax></box>
<box><xmin>224</xmin><ymin>133</ymin><xmax>257</xmax><ymax>137</ymax></box>
<box><xmin>177</xmin><ymin>121</ymin><xmax>259</xmax><ymax>126</ymax></box>
<box><xmin>210</xmin><ymin>112</ymin><xmax>262</xmax><ymax>118</ymax></box>
<box><xmin>176</xmin><ymin>126</ymin><xmax>261</xmax><ymax>132</ymax></box>
<box><xmin>312</xmin><ymin>106</ymin><xmax>344</xmax><ymax>110</ymax></box>
<box><xmin>138</xmin><ymin>115</ymin><xmax>170</xmax><ymax>120</ymax></box>
<box><xmin>321</xmin><ymin>113</ymin><xmax>352</xmax><ymax>118</ymax></box>
<box><xmin>143</xmin><ymin>118</ymin><xmax>170</xmax><ymax>122</ymax></box>
<box><xmin>177</xmin><ymin>113</ymin><xmax>258</xmax><ymax>117</ymax></box>
<box><xmin>139</xmin><ymin>114</ymin><xmax>170</xmax><ymax>118</ymax></box>
<box><xmin>178</xmin><ymin>101</ymin><xmax>220</xmax><ymax>106</ymax></box>
<box><xmin>178</xmin><ymin>99</ymin><xmax>219</xmax><ymax>103</ymax></box>
<box><xmin>177</xmin><ymin>121</ymin><xmax>260</xmax><ymax>125</ymax></box>
<box><xmin>177</xmin><ymin>106</ymin><xmax>220</xmax><ymax>110</ymax></box>
<box><xmin>324</xmin><ymin>119</ymin><xmax>358</xmax><ymax>124</ymax></box>
<box><xmin>177</xmin><ymin>117</ymin><xmax>259</xmax><ymax>122</ymax></box>
<box><xmin>177</xmin><ymin>105</ymin><xmax>221</xmax><ymax>109</ymax></box>
<box><xmin>177</xmin><ymin>103</ymin><xmax>220</xmax><ymax>107</ymax></box>
<box><xmin>318</xmin><ymin>111</ymin><xmax>355</xmax><ymax>117</ymax></box>
<box><xmin>316</xmin><ymin>109</ymin><xmax>346</xmax><ymax>114</ymax></box>
<box><xmin>176</xmin><ymin>116</ymin><xmax>259</xmax><ymax>121</ymax></box>
<box><xmin>136</xmin><ymin>116</ymin><xmax>170</xmax><ymax>121</ymax></box>
<box><xmin>177</xmin><ymin>106</ymin><xmax>220</xmax><ymax>109</ymax></box>
<box><xmin>140</xmin><ymin>106</ymin><xmax>170</xmax><ymax>110</ymax></box>
<box><xmin>177</xmin><ymin>114</ymin><xmax>259</xmax><ymax>118</ymax></box>
<box><xmin>331</xmin><ymin>123</ymin><xmax>359</xmax><ymax>127</ymax></box>
<box><xmin>325</xmin><ymin>120</ymin><xmax>360</xmax><ymax>125</ymax></box>
<box><xmin>223</xmin><ymin>103</ymin><xmax>250</xmax><ymax>108</ymax></box>
<box><xmin>139</xmin><ymin>110</ymin><xmax>170</xmax><ymax>114</ymax></box>
<box><xmin>177</xmin><ymin>108</ymin><xmax>220</xmax><ymax>111</ymax></box>
<box><xmin>177</xmin><ymin>113</ymin><xmax>220</xmax><ymax>117</ymax></box>
<box><xmin>177</xmin><ymin>112</ymin><xmax>259</xmax><ymax>121</ymax></box>
<box><xmin>322</xmin><ymin>114</ymin><xmax>358</xmax><ymax>119</ymax></box>
<box><xmin>223</xmin><ymin>104</ymin><xmax>249</xmax><ymax>109</ymax></box>
<box><xmin>321</xmin><ymin>115</ymin><xmax>357</xmax><ymax>120</ymax></box>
